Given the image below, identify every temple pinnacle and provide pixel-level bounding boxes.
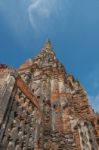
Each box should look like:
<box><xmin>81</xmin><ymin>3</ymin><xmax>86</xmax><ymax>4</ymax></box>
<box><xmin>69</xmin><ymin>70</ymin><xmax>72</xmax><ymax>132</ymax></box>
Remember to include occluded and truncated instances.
<box><xmin>43</xmin><ymin>39</ymin><xmax>53</xmax><ymax>51</ymax></box>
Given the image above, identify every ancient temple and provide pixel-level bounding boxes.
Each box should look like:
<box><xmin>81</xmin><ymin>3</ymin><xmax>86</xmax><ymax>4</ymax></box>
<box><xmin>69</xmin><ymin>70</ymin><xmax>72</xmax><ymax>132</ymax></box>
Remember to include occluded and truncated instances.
<box><xmin>0</xmin><ymin>41</ymin><xmax>99</xmax><ymax>150</ymax></box>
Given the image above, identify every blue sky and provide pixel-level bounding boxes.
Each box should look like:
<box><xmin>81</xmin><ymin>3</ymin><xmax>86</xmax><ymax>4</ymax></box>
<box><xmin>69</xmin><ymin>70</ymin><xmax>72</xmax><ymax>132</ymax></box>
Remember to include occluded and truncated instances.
<box><xmin>0</xmin><ymin>0</ymin><xmax>99</xmax><ymax>112</ymax></box>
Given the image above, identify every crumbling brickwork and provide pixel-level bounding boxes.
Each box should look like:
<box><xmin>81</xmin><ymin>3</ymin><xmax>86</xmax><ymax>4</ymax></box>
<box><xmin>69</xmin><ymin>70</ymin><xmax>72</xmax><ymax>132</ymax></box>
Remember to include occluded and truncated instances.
<box><xmin>0</xmin><ymin>41</ymin><xmax>99</xmax><ymax>150</ymax></box>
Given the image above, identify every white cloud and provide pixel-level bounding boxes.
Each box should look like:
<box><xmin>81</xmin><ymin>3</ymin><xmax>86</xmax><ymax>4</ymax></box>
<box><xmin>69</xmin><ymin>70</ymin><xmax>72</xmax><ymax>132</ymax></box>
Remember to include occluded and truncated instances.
<box><xmin>28</xmin><ymin>0</ymin><xmax>69</xmax><ymax>32</ymax></box>
<box><xmin>0</xmin><ymin>0</ymin><xmax>69</xmax><ymax>36</ymax></box>
<box><xmin>0</xmin><ymin>0</ymin><xmax>70</xmax><ymax>36</ymax></box>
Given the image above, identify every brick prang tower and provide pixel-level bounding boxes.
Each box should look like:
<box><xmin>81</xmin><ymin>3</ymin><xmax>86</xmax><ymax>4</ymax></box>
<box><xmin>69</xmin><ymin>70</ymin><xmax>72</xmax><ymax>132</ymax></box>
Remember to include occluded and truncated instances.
<box><xmin>0</xmin><ymin>41</ymin><xmax>99</xmax><ymax>150</ymax></box>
